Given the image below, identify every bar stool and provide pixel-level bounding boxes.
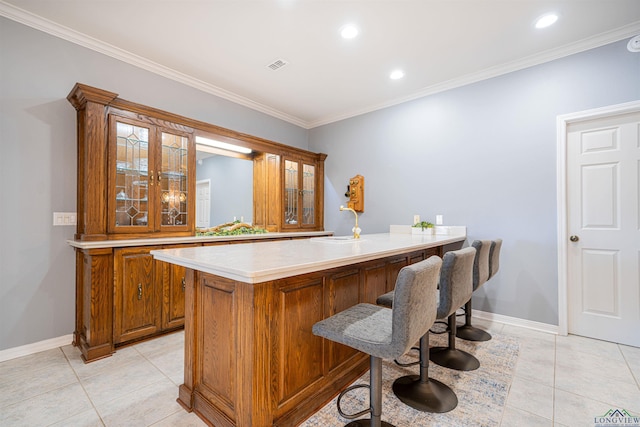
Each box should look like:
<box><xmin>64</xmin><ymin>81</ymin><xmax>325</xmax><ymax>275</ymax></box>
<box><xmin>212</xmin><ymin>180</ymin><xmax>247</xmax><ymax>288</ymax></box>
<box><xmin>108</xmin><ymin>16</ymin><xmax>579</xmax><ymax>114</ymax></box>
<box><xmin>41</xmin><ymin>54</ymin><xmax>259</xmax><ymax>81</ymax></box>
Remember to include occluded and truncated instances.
<box><xmin>456</xmin><ymin>240</ymin><xmax>492</xmax><ymax>342</ymax></box>
<box><xmin>456</xmin><ymin>238</ymin><xmax>502</xmax><ymax>341</ymax></box>
<box><xmin>429</xmin><ymin>247</ymin><xmax>480</xmax><ymax>371</ymax></box>
<box><xmin>376</xmin><ymin>250</ymin><xmax>477</xmax><ymax>411</ymax></box>
<box><xmin>312</xmin><ymin>256</ymin><xmax>444</xmax><ymax>427</ymax></box>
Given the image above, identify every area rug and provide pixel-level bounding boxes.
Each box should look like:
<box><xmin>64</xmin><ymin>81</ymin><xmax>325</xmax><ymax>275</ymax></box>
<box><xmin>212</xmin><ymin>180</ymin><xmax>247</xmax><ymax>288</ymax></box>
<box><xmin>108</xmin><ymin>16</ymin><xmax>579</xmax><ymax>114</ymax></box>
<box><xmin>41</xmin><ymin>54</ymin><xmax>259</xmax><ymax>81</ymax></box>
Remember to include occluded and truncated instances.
<box><xmin>299</xmin><ymin>331</ymin><xmax>519</xmax><ymax>427</ymax></box>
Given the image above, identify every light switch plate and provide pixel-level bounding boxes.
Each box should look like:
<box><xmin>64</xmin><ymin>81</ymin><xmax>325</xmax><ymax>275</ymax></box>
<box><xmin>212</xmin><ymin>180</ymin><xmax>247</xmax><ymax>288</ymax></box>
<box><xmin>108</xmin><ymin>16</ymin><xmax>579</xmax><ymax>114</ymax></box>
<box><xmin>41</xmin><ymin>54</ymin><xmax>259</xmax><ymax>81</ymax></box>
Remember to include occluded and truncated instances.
<box><xmin>53</xmin><ymin>212</ymin><xmax>77</xmax><ymax>226</ymax></box>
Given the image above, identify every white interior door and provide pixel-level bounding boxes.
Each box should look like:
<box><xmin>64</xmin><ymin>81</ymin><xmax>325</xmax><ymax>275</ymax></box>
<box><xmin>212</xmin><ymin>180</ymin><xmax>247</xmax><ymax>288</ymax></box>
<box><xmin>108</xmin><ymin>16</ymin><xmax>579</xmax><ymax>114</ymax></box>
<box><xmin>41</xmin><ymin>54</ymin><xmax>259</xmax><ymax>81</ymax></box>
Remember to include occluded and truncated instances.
<box><xmin>566</xmin><ymin>110</ymin><xmax>640</xmax><ymax>347</ymax></box>
<box><xmin>196</xmin><ymin>179</ymin><xmax>211</xmax><ymax>228</ymax></box>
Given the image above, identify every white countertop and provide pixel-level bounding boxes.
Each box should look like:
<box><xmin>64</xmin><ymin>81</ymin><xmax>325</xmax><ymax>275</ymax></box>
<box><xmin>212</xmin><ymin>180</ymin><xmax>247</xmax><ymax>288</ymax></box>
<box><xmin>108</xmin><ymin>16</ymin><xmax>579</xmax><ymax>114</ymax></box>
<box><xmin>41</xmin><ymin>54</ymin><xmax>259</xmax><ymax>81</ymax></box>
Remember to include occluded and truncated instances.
<box><xmin>151</xmin><ymin>231</ymin><xmax>466</xmax><ymax>283</ymax></box>
<box><xmin>67</xmin><ymin>230</ymin><xmax>333</xmax><ymax>249</ymax></box>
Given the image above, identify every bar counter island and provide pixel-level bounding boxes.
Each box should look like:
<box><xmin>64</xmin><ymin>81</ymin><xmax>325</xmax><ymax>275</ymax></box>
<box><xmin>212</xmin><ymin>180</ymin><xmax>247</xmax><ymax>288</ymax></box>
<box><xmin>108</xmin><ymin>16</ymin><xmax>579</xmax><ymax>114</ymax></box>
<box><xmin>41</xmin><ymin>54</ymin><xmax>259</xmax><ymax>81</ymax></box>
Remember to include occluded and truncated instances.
<box><xmin>151</xmin><ymin>230</ymin><xmax>466</xmax><ymax>427</ymax></box>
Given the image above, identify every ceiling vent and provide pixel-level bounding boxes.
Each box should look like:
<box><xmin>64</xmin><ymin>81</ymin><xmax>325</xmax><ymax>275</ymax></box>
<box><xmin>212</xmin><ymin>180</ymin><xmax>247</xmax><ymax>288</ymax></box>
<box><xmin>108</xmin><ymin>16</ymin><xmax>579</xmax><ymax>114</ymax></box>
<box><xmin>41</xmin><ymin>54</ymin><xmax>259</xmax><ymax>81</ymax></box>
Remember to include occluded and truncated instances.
<box><xmin>267</xmin><ymin>59</ymin><xmax>288</xmax><ymax>70</ymax></box>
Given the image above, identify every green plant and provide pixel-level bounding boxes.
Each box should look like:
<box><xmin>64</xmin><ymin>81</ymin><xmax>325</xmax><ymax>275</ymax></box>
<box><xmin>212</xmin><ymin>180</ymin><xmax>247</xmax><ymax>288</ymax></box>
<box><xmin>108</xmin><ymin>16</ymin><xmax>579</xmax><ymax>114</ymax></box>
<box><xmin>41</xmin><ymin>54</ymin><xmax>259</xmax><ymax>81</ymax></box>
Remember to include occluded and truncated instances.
<box><xmin>412</xmin><ymin>221</ymin><xmax>434</xmax><ymax>231</ymax></box>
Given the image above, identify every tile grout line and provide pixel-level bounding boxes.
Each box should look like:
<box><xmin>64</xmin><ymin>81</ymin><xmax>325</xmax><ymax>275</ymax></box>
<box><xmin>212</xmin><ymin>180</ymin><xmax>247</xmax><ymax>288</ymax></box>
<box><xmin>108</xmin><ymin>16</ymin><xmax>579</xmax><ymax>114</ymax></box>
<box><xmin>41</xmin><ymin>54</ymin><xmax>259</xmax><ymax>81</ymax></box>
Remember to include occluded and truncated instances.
<box><xmin>121</xmin><ymin>343</ymin><xmax>188</xmax><ymax>427</ymax></box>
<box><xmin>0</xmin><ymin>348</ymin><xmax>84</xmax><ymax>417</ymax></box>
<box><xmin>58</xmin><ymin>344</ymin><xmax>107</xmax><ymax>427</ymax></box>
<box><xmin>618</xmin><ymin>344</ymin><xmax>640</xmax><ymax>391</ymax></box>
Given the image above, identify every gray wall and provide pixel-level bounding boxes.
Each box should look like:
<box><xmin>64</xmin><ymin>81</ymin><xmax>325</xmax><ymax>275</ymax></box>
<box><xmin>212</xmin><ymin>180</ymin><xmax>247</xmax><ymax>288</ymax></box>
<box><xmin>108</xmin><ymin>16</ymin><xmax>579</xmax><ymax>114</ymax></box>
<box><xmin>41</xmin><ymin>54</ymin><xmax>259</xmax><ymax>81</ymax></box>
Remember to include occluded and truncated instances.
<box><xmin>310</xmin><ymin>39</ymin><xmax>640</xmax><ymax>325</ymax></box>
<box><xmin>2</xmin><ymin>14</ymin><xmax>638</xmax><ymax>351</ymax></box>
<box><xmin>196</xmin><ymin>156</ymin><xmax>254</xmax><ymax>226</ymax></box>
<box><xmin>0</xmin><ymin>17</ymin><xmax>308</xmax><ymax>351</ymax></box>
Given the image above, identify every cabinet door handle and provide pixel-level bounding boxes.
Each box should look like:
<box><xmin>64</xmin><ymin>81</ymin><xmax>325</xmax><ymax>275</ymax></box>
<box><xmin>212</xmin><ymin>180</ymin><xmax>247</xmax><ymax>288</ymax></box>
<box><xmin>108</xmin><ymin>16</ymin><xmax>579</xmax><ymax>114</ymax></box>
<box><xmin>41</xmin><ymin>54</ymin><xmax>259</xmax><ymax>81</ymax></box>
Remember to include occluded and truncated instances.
<box><xmin>182</xmin><ymin>277</ymin><xmax>186</xmax><ymax>291</ymax></box>
<box><xmin>149</xmin><ymin>170</ymin><xmax>154</xmax><ymax>186</ymax></box>
<box><xmin>157</xmin><ymin>171</ymin><xmax>161</xmax><ymax>182</ymax></box>
<box><xmin>137</xmin><ymin>283</ymin><xmax>142</xmax><ymax>300</ymax></box>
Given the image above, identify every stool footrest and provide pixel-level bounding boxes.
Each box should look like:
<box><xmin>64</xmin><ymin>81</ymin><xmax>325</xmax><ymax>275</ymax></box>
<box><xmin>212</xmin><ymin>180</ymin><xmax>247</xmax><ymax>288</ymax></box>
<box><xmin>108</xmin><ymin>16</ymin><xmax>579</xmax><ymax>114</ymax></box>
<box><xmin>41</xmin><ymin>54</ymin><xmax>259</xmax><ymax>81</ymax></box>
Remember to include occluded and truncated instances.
<box><xmin>393</xmin><ymin>346</ymin><xmax>420</xmax><ymax>367</ymax></box>
<box><xmin>394</xmin><ymin>358</ymin><xmax>419</xmax><ymax>367</ymax></box>
<box><xmin>344</xmin><ymin>420</ymin><xmax>395</xmax><ymax>427</ymax></box>
<box><xmin>337</xmin><ymin>384</ymin><xmax>371</xmax><ymax>420</ymax></box>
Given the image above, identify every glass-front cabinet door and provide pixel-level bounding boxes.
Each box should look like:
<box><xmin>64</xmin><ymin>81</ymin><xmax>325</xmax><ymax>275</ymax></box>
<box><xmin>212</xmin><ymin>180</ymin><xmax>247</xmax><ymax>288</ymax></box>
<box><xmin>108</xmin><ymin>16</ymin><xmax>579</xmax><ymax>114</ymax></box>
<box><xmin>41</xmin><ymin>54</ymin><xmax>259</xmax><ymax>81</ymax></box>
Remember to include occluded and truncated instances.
<box><xmin>301</xmin><ymin>163</ymin><xmax>315</xmax><ymax>226</ymax></box>
<box><xmin>283</xmin><ymin>156</ymin><xmax>316</xmax><ymax>229</ymax></box>
<box><xmin>110</xmin><ymin>117</ymin><xmax>154</xmax><ymax>233</ymax></box>
<box><xmin>158</xmin><ymin>130</ymin><xmax>190</xmax><ymax>232</ymax></box>
<box><xmin>283</xmin><ymin>159</ymin><xmax>299</xmax><ymax>226</ymax></box>
<box><xmin>109</xmin><ymin>116</ymin><xmax>192</xmax><ymax>234</ymax></box>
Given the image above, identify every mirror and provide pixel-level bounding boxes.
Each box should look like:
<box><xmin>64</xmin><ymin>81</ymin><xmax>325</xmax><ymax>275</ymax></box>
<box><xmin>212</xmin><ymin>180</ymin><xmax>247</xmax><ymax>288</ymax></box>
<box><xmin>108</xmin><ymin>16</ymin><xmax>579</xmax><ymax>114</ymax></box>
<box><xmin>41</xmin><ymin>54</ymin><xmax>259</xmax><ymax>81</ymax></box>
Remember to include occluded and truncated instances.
<box><xmin>195</xmin><ymin>149</ymin><xmax>253</xmax><ymax>228</ymax></box>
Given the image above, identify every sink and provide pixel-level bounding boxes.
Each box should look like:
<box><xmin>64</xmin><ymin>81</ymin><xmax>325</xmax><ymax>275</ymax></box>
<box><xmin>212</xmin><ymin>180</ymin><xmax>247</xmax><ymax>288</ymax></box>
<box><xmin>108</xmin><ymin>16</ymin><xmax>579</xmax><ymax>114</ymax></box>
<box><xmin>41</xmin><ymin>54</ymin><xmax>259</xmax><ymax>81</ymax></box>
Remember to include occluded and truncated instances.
<box><xmin>311</xmin><ymin>236</ymin><xmax>363</xmax><ymax>243</ymax></box>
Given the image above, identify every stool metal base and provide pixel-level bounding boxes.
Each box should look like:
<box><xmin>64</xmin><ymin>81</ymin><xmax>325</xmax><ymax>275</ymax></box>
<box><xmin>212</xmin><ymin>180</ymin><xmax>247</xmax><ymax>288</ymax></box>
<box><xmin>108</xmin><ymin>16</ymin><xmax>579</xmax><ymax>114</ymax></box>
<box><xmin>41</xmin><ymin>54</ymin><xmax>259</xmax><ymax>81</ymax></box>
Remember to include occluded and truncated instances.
<box><xmin>429</xmin><ymin>347</ymin><xmax>480</xmax><ymax>371</ymax></box>
<box><xmin>456</xmin><ymin>324</ymin><xmax>492</xmax><ymax>342</ymax></box>
<box><xmin>344</xmin><ymin>420</ymin><xmax>395</xmax><ymax>427</ymax></box>
<box><xmin>392</xmin><ymin>374</ymin><xmax>458</xmax><ymax>413</ymax></box>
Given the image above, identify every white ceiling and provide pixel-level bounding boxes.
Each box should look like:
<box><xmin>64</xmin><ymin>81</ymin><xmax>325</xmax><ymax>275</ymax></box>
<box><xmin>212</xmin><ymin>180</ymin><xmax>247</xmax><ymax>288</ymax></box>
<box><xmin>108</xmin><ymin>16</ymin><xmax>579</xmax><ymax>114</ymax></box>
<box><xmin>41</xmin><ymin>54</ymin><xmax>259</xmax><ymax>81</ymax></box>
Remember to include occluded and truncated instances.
<box><xmin>2</xmin><ymin>1</ymin><xmax>640</xmax><ymax>128</ymax></box>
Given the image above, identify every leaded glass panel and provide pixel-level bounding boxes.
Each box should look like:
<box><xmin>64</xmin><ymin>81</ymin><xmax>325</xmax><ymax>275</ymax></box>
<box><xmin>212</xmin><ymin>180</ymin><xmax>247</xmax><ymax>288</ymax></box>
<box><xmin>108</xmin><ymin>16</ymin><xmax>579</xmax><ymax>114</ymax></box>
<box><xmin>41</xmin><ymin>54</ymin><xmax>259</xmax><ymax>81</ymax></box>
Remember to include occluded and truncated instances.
<box><xmin>284</xmin><ymin>160</ymin><xmax>299</xmax><ymax>225</ymax></box>
<box><xmin>302</xmin><ymin>164</ymin><xmax>315</xmax><ymax>225</ymax></box>
<box><xmin>114</xmin><ymin>121</ymin><xmax>149</xmax><ymax>227</ymax></box>
<box><xmin>160</xmin><ymin>132</ymin><xmax>189</xmax><ymax>227</ymax></box>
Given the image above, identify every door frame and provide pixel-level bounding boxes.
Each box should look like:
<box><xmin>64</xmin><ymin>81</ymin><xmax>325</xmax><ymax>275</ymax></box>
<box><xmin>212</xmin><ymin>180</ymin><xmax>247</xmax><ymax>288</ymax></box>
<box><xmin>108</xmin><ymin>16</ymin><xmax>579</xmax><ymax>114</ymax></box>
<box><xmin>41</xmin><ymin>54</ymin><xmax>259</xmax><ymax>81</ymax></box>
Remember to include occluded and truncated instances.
<box><xmin>556</xmin><ymin>100</ymin><xmax>640</xmax><ymax>337</ymax></box>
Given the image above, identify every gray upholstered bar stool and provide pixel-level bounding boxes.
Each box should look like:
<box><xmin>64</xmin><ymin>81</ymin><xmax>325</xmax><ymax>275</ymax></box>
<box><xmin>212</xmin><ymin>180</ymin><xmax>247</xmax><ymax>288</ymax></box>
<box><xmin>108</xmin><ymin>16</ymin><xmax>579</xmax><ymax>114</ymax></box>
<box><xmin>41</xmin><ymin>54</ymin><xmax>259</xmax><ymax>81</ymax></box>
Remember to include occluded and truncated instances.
<box><xmin>312</xmin><ymin>256</ymin><xmax>444</xmax><ymax>427</ymax></box>
<box><xmin>456</xmin><ymin>240</ymin><xmax>492</xmax><ymax>342</ymax></box>
<box><xmin>376</xmin><ymin>250</ymin><xmax>478</xmax><ymax>411</ymax></box>
<box><xmin>429</xmin><ymin>247</ymin><xmax>480</xmax><ymax>371</ymax></box>
<box><xmin>456</xmin><ymin>238</ymin><xmax>502</xmax><ymax>342</ymax></box>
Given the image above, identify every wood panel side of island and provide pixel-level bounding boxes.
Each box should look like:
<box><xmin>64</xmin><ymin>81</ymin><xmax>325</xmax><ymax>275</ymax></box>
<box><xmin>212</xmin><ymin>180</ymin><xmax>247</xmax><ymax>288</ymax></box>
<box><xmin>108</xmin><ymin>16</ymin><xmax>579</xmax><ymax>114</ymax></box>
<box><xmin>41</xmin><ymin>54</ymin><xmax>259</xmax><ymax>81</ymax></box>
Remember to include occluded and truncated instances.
<box><xmin>178</xmin><ymin>244</ymin><xmax>452</xmax><ymax>426</ymax></box>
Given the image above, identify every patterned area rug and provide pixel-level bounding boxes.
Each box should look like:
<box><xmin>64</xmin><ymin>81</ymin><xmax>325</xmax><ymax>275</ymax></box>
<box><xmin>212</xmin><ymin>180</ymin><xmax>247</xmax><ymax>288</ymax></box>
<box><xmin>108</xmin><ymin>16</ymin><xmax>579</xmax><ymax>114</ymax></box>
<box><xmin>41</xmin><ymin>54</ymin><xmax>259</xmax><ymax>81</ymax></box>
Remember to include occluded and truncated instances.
<box><xmin>299</xmin><ymin>331</ymin><xmax>519</xmax><ymax>427</ymax></box>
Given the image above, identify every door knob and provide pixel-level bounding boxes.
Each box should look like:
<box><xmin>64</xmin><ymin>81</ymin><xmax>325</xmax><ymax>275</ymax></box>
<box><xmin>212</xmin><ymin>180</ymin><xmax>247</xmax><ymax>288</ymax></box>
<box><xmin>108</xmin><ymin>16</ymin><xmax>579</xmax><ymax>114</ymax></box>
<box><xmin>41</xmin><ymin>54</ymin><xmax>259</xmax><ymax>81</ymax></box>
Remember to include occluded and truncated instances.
<box><xmin>569</xmin><ymin>235</ymin><xmax>579</xmax><ymax>242</ymax></box>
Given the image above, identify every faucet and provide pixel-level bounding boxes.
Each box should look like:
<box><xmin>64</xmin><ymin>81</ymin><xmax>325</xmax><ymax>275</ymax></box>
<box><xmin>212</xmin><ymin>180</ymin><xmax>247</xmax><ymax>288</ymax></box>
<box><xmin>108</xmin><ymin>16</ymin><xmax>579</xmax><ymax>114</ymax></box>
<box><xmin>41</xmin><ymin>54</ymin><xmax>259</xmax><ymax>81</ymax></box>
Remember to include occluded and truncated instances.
<box><xmin>340</xmin><ymin>205</ymin><xmax>361</xmax><ymax>239</ymax></box>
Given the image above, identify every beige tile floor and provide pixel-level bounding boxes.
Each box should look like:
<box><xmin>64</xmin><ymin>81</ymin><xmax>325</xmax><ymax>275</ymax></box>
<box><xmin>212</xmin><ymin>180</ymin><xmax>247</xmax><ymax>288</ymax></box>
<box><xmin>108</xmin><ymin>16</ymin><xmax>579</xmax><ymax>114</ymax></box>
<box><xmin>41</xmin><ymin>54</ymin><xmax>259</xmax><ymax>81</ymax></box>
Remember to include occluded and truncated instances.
<box><xmin>1</xmin><ymin>320</ymin><xmax>639</xmax><ymax>427</ymax></box>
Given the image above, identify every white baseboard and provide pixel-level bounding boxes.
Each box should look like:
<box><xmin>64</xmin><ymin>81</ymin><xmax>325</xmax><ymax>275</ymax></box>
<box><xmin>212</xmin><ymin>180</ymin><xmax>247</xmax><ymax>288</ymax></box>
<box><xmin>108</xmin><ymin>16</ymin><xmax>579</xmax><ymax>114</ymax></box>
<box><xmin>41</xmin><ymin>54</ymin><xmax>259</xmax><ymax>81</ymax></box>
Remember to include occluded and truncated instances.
<box><xmin>473</xmin><ymin>309</ymin><xmax>559</xmax><ymax>335</ymax></box>
<box><xmin>0</xmin><ymin>334</ymin><xmax>73</xmax><ymax>363</ymax></box>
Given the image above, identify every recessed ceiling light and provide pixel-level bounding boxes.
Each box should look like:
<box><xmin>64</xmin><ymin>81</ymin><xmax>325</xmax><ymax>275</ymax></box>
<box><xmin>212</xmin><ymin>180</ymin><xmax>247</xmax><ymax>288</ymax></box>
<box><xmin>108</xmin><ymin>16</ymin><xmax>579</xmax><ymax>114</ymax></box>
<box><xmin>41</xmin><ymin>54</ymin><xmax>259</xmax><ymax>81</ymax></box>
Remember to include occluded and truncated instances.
<box><xmin>390</xmin><ymin>70</ymin><xmax>404</xmax><ymax>80</ymax></box>
<box><xmin>535</xmin><ymin>13</ymin><xmax>558</xmax><ymax>29</ymax></box>
<box><xmin>340</xmin><ymin>24</ymin><xmax>359</xmax><ymax>39</ymax></box>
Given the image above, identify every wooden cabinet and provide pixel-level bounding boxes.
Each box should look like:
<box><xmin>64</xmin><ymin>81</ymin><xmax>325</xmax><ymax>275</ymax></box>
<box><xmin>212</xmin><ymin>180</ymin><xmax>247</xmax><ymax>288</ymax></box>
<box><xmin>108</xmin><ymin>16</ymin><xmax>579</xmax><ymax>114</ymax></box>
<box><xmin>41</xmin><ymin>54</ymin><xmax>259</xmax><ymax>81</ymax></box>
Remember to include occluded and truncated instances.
<box><xmin>253</xmin><ymin>153</ymin><xmax>281</xmax><ymax>232</ymax></box>
<box><xmin>67</xmin><ymin>83</ymin><xmax>198</xmax><ymax>241</ymax></box>
<box><xmin>254</xmin><ymin>152</ymin><xmax>326</xmax><ymax>232</ymax></box>
<box><xmin>282</xmin><ymin>155</ymin><xmax>319</xmax><ymax>230</ymax></box>
<box><xmin>114</xmin><ymin>247</ymin><xmax>161</xmax><ymax>344</ymax></box>
<box><xmin>68</xmin><ymin>82</ymin><xmax>326</xmax><ymax>239</ymax></box>
<box><xmin>109</xmin><ymin>115</ymin><xmax>194</xmax><ymax>234</ymax></box>
<box><xmin>67</xmin><ymin>82</ymin><xmax>328</xmax><ymax>362</ymax></box>
<box><xmin>114</xmin><ymin>245</ymin><xmax>193</xmax><ymax>344</ymax></box>
<box><xmin>159</xmin><ymin>247</ymin><xmax>190</xmax><ymax>330</ymax></box>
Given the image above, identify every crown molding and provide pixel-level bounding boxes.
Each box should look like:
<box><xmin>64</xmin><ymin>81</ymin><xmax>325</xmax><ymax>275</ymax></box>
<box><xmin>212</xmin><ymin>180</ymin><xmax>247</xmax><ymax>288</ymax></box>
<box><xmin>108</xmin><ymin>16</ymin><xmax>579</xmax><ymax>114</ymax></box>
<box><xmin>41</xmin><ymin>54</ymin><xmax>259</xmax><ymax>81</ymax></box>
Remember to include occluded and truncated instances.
<box><xmin>0</xmin><ymin>0</ymin><xmax>309</xmax><ymax>128</ymax></box>
<box><xmin>2</xmin><ymin>1</ymin><xmax>639</xmax><ymax>130</ymax></box>
<box><xmin>308</xmin><ymin>21</ymin><xmax>640</xmax><ymax>128</ymax></box>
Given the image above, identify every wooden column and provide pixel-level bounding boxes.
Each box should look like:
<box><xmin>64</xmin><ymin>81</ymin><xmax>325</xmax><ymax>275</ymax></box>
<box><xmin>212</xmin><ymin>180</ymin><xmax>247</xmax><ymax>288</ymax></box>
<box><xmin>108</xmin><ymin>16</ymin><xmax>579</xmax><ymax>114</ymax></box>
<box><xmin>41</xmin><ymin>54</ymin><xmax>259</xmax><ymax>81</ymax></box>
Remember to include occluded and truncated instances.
<box><xmin>74</xmin><ymin>247</ymin><xmax>114</xmax><ymax>362</ymax></box>
<box><xmin>67</xmin><ymin>83</ymin><xmax>118</xmax><ymax>241</ymax></box>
